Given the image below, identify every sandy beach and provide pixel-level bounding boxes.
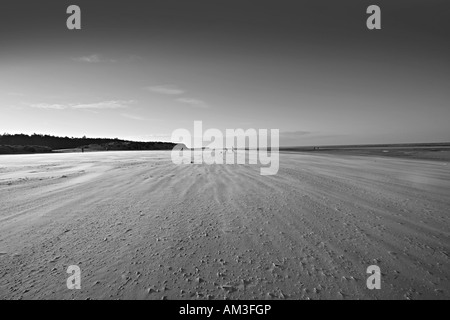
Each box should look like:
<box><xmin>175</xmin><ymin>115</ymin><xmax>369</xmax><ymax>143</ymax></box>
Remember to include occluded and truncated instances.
<box><xmin>0</xmin><ymin>151</ymin><xmax>449</xmax><ymax>300</ymax></box>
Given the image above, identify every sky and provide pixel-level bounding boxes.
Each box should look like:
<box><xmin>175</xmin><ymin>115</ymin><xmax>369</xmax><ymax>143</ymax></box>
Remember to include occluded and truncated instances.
<box><xmin>0</xmin><ymin>0</ymin><xmax>449</xmax><ymax>146</ymax></box>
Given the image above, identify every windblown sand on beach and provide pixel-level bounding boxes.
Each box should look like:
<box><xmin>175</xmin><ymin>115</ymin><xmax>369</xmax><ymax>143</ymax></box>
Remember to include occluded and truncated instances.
<box><xmin>0</xmin><ymin>151</ymin><xmax>449</xmax><ymax>299</ymax></box>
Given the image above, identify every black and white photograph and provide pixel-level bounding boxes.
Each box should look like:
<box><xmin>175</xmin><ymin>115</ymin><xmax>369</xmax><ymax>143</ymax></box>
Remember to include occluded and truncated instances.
<box><xmin>0</xmin><ymin>0</ymin><xmax>449</xmax><ymax>306</ymax></box>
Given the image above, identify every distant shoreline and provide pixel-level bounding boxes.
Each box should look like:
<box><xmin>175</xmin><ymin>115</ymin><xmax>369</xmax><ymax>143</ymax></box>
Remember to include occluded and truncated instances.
<box><xmin>280</xmin><ymin>142</ymin><xmax>450</xmax><ymax>150</ymax></box>
<box><xmin>279</xmin><ymin>143</ymin><xmax>450</xmax><ymax>162</ymax></box>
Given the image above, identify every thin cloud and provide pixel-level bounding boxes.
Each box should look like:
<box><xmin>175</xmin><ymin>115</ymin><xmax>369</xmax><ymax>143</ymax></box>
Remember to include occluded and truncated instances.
<box><xmin>72</xmin><ymin>100</ymin><xmax>134</xmax><ymax>109</ymax></box>
<box><xmin>29</xmin><ymin>103</ymin><xmax>67</xmax><ymax>110</ymax></box>
<box><xmin>176</xmin><ymin>98</ymin><xmax>208</xmax><ymax>108</ymax></box>
<box><xmin>73</xmin><ymin>54</ymin><xmax>116</xmax><ymax>63</ymax></box>
<box><xmin>145</xmin><ymin>85</ymin><xmax>185</xmax><ymax>95</ymax></box>
<box><xmin>144</xmin><ymin>85</ymin><xmax>208</xmax><ymax>108</ymax></box>
<box><xmin>29</xmin><ymin>100</ymin><xmax>135</xmax><ymax>110</ymax></box>
<box><xmin>120</xmin><ymin>113</ymin><xmax>147</xmax><ymax>121</ymax></box>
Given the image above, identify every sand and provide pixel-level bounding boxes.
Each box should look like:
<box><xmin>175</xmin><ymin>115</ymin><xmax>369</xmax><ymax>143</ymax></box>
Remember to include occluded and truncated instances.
<box><xmin>0</xmin><ymin>151</ymin><xmax>449</xmax><ymax>300</ymax></box>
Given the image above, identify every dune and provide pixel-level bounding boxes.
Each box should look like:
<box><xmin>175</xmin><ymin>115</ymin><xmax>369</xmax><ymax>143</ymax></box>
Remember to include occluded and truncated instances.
<box><xmin>0</xmin><ymin>151</ymin><xmax>449</xmax><ymax>300</ymax></box>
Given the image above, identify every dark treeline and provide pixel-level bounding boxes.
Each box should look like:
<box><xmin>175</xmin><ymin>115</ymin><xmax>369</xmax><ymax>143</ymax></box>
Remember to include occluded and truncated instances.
<box><xmin>0</xmin><ymin>133</ymin><xmax>177</xmax><ymax>153</ymax></box>
<box><xmin>0</xmin><ymin>133</ymin><xmax>121</xmax><ymax>149</ymax></box>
